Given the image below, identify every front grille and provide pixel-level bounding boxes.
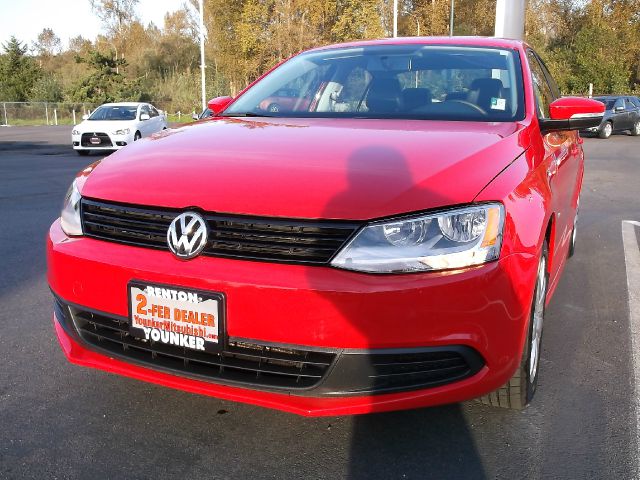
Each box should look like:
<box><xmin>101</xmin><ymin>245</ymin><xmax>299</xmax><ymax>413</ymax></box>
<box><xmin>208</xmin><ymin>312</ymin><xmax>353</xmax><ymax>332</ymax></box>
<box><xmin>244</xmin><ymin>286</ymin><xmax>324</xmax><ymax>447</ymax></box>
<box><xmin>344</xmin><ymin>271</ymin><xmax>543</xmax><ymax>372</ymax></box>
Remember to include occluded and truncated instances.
<box><xmin>66</xmin><ymin>305</ymin><xmax>336</xmax><ymax>390</ymax></box>
<box><xmin>366</xmin><ymin>349</ymin><xmax>481</xmax><ymax>392</ymax></box>
<box><xmin>81</xmin><ymin>133</ymin><xmax>112</xmax><ymax>147</ymax></box>
<box><xmin>81</xmin><ymin>199</ymin><xmax>360</xmax><ymax>264</ymax></box>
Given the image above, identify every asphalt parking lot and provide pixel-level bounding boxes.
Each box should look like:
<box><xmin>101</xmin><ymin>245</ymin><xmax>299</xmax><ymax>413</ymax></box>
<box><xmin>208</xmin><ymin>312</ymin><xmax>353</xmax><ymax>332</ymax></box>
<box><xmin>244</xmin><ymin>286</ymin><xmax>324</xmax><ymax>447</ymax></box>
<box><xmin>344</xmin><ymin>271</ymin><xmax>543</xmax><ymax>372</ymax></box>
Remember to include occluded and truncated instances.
<box><xmin>1</xmin><ymin>125</ymin><xmax>639</xmax><ymax>479</ymax></box>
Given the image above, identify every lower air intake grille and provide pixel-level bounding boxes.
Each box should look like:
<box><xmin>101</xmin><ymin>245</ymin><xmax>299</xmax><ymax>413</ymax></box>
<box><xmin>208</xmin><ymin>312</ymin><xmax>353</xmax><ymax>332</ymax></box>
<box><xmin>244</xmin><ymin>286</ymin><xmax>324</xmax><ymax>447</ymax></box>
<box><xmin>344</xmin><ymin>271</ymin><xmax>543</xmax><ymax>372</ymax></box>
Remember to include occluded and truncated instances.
<box><xmin>367</xmin><ymin>350</ymin><xmax>479</xmax><ymax>392</ymax></box>
<box><xmin>81</xmin><ymin>132</ymin><xmax>112</xmax><ymax>147</ymax></box>
<box><xmin>67</xmin><ymin>306</ymin><xmax>336</xmax><ymax>390</ymax></box>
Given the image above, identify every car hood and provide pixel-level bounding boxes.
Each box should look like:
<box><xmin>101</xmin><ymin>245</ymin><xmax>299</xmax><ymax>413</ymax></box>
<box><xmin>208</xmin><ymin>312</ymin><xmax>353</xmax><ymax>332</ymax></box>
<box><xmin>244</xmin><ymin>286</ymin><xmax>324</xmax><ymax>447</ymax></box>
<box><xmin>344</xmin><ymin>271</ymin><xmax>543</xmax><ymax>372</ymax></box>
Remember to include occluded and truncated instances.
<box><xmin>81</xmin><ymin>117</ymin><xmax>527</xmax><ymax>220</ymax></box>
<box><xmin>77</xmin><ymin>120</ymin><xmax>135</xmax><ymax>132</ymax></box>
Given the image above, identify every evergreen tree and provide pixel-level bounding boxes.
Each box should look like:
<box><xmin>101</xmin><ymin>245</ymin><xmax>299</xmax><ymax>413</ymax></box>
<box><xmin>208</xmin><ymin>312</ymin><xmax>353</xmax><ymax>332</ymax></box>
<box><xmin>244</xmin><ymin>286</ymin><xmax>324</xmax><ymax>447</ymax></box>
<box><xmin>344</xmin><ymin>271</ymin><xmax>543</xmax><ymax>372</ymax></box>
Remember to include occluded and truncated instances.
<box><xmin>0</xmin><ymin>37</ymin><xmax>42</xmax><ymax>101</ymax></box>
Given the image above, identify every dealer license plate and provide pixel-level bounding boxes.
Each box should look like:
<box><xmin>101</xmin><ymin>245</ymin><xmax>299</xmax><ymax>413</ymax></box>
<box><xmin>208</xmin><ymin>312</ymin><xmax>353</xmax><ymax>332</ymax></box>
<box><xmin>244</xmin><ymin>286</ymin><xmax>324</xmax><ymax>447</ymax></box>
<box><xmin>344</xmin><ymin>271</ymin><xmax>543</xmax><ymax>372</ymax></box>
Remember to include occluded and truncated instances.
<box><xmin>128</xmin><ymin>282</ymin><xmax>224</xmax><ymax>353</ymax></box>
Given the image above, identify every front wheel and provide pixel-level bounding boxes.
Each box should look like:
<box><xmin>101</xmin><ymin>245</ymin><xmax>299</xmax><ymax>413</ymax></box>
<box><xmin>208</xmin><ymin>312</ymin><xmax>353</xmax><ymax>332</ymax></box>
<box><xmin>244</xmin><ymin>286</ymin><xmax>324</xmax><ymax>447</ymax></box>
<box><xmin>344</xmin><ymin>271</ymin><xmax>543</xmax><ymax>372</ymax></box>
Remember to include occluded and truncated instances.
<box><xmin>630</xmin><ymin>120</ymin><xmax>640</xmax><ymax>136</ymax></box>
<box><xmin>599</xmin><ymin>122</ymin><xmax>613</xmax><ymax>139</ymax></box>
<box><xmin>568</xmin><ymin>198</ymin><xmax>579</xmax><ymax>258</ymax></box>
<box><xmin>134</xmin><ymin>131</ymin><xmax>141</xmax><ymax>141</ymax></box>
<box><xmin>479</xmin><ymin>243</ymin><xmax>549</xmax><ymax>409</ymax></box>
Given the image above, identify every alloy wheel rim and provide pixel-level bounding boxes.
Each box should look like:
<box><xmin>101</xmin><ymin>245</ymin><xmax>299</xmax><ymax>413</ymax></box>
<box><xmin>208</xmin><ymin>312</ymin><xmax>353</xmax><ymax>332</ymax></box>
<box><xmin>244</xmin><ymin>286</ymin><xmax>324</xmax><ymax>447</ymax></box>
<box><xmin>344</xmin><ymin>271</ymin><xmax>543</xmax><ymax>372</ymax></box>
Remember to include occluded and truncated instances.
<box><xmin>635</xmin><ymin>121</ymin><xmax>640</xmax><ymax>135</ymax></box>
<box><xmin>529</xmin><ymin>255</ymin><xmax>547</xmax><ymax>381</ymax></box>
<box><xmin>605</xmin><ymin>123</ymin><xmax>612</xmax><ymax>136</ymax></box>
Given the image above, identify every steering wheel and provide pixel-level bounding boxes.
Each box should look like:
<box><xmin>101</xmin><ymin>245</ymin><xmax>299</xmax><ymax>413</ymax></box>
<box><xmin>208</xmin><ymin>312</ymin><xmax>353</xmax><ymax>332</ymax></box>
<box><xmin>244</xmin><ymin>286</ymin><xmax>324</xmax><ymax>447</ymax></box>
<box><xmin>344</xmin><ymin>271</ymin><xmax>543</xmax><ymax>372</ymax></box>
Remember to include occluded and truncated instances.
<box><xmin>449</xmin><ymin>100</ymin><xmax>488</xmax><ymax>116</ymax></box>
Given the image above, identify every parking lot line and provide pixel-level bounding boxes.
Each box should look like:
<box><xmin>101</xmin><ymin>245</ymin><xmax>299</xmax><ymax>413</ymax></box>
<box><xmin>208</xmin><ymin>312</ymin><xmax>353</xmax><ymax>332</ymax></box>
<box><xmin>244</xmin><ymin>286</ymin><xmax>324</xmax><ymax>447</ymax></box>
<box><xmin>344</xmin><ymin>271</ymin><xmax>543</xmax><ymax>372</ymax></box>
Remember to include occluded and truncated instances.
<box><xmin>622</xmin><ymin>220</ymin><xmax>640</xmax><ymax>477</ymax></box>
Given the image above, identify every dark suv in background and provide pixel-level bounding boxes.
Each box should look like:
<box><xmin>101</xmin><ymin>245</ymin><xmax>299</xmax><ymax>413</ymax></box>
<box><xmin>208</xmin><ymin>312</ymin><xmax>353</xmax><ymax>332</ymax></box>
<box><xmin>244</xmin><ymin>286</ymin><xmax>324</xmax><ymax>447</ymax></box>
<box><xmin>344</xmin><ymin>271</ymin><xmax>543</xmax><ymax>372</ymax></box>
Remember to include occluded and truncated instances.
<box><xmin>582</xmin><ymin>95</ymin><xmax>640</xmax><ymax>138</ymax></box>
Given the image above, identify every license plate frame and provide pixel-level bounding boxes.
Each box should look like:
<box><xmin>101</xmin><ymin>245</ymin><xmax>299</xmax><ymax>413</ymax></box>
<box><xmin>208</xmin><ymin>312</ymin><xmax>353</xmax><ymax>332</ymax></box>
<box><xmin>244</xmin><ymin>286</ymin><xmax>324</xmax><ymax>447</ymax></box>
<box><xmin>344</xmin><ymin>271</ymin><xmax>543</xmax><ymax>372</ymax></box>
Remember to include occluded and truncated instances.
<box><xmin>127</xmin><ymin>281</ymin><xmax>226</xmax><ymax>353</ymax></box>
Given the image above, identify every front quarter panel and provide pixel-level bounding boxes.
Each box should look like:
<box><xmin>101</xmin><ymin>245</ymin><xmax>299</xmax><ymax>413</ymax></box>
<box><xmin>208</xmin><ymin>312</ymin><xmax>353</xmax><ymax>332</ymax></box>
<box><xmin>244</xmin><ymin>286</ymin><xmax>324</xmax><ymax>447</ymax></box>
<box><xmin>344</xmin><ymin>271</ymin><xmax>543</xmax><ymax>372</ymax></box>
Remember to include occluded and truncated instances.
<box><xmin>475</xmin><ymin>143</ymin><xmax>550</xmax><ymax>261</ymax></box>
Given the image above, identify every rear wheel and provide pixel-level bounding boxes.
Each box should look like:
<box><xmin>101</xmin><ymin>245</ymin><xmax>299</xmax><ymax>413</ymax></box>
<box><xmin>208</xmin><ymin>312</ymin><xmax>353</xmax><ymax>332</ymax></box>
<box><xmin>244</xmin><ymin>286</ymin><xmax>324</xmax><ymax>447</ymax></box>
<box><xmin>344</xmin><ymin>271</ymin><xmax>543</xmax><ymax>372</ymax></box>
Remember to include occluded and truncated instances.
<box><xmin>599</xmin><ymin>121</ymin><xmax>612</xmax><ymax>139</ymax></box>
<box><xmin>631</xmin><ymin>120</ymin><xmax>640</xmax><ymax>136</ymax></box>
<box><xmin>76</xmin><ymin>150</ymin><xmax>90</xmax><ymax>156</ymax></box>
<box><xmin>478</xmin><ymin>243</ymin><xmax>548</xmax><ymax>409</ymax></box>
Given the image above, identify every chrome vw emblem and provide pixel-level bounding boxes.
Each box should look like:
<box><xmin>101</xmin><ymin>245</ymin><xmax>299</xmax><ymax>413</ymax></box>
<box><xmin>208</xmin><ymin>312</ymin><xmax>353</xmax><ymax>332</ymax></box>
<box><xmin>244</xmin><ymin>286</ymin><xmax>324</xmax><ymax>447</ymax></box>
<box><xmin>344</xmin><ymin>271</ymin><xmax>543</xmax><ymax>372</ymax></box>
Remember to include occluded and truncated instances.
<box><xmin>167</xmin><ymin>212</ymin><xmax>208</xmax><ymax>259</ymax></box>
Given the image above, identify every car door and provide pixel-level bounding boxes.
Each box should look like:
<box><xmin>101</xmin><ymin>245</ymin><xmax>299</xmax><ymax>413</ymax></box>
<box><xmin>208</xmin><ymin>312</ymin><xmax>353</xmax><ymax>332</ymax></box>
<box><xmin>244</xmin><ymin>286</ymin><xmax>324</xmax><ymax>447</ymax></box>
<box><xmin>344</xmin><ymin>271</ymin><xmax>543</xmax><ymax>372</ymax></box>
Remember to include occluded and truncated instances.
<box><xmin>630</xmin><ymin>97</ymin><xmax>640</xmax><ymax>128</ymax></box>
<box><xmin>528</xmin><ymin>50</ymin><xmax>581</xmax><ymax>273</ymax></box>
<box><xmin>138</xmin><ymin>105</ymin><xmax>153</xmax><ymax>137</ymax></box>
<box><xmin>148</xmin><ymin>105</ymin><xmax>161</xmax><ymax>132</ymax></box>
<box><xmin>153</xmin><ymin>105</ymin><xmax>167</xmax><ymax>130</ymax></box>
<box><xmin>624</xmin><ymin>98</ymin><xmax>638</xmax><ymax>129</ymax></box>
<box><xmin>610</xmin><ymin>98</ymin><xmax>627</xmax><ymax>131</ymax></box>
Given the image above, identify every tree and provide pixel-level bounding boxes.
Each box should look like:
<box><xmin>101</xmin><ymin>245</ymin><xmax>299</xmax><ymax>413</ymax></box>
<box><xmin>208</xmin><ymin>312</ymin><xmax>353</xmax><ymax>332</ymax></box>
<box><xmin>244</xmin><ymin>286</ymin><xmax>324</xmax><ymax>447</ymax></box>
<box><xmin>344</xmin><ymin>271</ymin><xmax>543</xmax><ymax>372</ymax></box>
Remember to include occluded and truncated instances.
<box><xmin>29</xmin><ymin>76</ymin><xmax>64</xmax><ymax>102</ymax></box>
<box><xmin>33</xmin><ymin>28</ymin><xmax>62</xmax><ymax>57</ymax></box>
<box><xmin>0</xmin><ymin>37</ymin><xmax>42</xmax><ymax>101</ymax></box>
<box><xmin>90</xmin><ymin>0</ymin><xmax>140</xmax><ymax>64</ymax></box>
<box><xmin>90</xmin><ymin>0</ymin><xmax>140</xmax><ymax>34</ymax></box>
<box><xmin>571</xmin><ymin>23</ymin><xmax>632</xmax><ymax>93</ymax></box>
<box><xmin>332</xmin><ymin>0</ymin><xmax>386</xmax><ymax>41</ymax></box>
<box><xmin>71</xmin><ymin>49</ymin><xmax>128</xmax><ymax>103</ymax></box>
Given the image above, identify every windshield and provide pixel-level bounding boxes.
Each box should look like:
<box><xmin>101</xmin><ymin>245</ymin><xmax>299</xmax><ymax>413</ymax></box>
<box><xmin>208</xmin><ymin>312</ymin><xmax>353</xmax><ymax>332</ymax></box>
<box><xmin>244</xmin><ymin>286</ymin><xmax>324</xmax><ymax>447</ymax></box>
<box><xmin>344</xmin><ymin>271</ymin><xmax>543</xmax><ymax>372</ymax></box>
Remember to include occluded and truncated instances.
<box><xmin>226</xmin><ymin>45</ymin><xmax>525</xmax><ymax>122</ymax></box>
<box><xmin>89</xmin><ymin>105</ymin><xmax>138</xmax><ymax>121</ymax></box>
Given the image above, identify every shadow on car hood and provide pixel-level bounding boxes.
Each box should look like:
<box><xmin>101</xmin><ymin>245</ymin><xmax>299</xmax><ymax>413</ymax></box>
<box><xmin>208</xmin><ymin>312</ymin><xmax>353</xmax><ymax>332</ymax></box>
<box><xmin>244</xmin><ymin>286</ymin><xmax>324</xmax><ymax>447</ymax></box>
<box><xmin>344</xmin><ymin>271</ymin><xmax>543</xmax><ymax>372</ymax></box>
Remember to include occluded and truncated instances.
<box><xmin>81</xmin><ymin>117</ymin><xmax>526</xmax><ymax>220</ymax></box>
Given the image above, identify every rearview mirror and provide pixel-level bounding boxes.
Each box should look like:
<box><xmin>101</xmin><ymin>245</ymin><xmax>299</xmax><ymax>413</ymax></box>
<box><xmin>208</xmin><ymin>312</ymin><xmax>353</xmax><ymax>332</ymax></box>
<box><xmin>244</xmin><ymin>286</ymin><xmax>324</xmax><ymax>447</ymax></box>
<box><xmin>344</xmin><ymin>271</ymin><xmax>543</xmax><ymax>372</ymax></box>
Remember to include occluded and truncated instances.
<box><xmin>140</xmin><ymin>113</ymin><xmax>150</xmax><ymax>121</ymax></box>
<box><xmin>539</xmin><ymin>97</ymin><xmax>605</xmax><ymax>133</ymax></box>
<box><xmin>207</xmin><ymin>96</ymin><xmax>234</xmax><ymax>116</ymax></box>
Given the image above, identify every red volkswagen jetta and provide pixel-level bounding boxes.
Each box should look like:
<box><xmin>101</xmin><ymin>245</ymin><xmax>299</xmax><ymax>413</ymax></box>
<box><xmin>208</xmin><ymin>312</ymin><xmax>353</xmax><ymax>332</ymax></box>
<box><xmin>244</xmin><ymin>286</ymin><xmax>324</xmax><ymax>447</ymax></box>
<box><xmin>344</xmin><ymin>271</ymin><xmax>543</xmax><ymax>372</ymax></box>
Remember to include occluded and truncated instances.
<box><xmin>48</xmin><ymin>37</ymin><xmax>604</xmax><ymax>416</ymax></box>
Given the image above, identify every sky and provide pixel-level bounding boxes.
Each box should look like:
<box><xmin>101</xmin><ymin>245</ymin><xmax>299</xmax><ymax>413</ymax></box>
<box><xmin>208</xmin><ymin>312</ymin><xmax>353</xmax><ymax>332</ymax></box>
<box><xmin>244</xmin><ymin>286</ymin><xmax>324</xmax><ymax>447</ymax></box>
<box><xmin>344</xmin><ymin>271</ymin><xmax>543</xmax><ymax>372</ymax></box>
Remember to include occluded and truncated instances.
<box><xmin>0</xmin><ymin>0</ymin><xmax>186</xmax><ymax>49</ymax></box>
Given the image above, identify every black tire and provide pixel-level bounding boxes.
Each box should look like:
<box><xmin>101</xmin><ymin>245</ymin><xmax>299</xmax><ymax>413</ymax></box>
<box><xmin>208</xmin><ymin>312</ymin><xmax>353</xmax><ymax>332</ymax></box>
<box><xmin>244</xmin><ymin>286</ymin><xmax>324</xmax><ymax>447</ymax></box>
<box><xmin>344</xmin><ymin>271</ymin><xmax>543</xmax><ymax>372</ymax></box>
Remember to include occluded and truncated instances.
<box><xmin>134</xmin><ymin>131</ymin><xmax>142</xmax><ymax>141</ymax></box>
<box><xmin>478</xmin><ymin>243</ymin><xmax>549</xmax><ymax>409</ymax></box>
<box><xmin>267</xmin><ymin>103</ymin><xmax>280</xmax><ymax>113</ymax></box>
<box><xmin>630</xmin><ymin>119</ymin><xmax>640</xmax><ymax>137</ymax></box>
<box><xmin>76</xmin><ymin>150</ymin><xmax>90</xmax><ymax>156</ymax></box>
<box><xmin>598</xmin><ymin>121</ymin><xmax>613</xmax><ymax>139</ymax></box>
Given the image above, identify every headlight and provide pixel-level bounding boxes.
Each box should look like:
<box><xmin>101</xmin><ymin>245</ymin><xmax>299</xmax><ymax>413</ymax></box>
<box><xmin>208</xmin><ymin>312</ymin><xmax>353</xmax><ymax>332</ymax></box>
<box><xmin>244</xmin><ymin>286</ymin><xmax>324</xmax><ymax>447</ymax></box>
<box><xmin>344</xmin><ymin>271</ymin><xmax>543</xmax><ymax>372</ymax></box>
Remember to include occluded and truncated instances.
<box><xmin>113</xmin><ymin>128</ymin><xmax>130</xmax><ymax>135</ymax></box>
<box><xmin>60</xmin><ymin>179</ymin><xmax>83</xmax><ymax>236</ymax></box>
<box><xmin>72</xmin><ymin>129</ymin><xmax>80</xmax><ymax>135</ymax></box>
<box><xmin>331</xmin><ymin>203</ymin><xmax>504</xmax><ymax>273</ymax></box>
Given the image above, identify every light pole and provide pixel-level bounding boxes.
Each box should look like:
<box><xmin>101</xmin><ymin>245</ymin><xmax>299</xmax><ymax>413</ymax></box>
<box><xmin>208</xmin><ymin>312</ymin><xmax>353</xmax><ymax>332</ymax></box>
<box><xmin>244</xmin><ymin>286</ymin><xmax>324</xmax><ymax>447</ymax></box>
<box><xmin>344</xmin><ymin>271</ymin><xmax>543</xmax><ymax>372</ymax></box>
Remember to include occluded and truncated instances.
<box><xmin>449</xmin><ymin>0</ymin><xmax>455</xmax><ymax>37</ymax></box>
<box><xmin>494</xmin><ymin>0</ymin><xmax>526</xmax><ymax>40</ymax></box>
<box><xmin>198</xmin><ymin>0</ymin><xmax>206</xmax><ymax>113</ymax></box>
<box><xmin>393</xmin><ymin>0</ymin><xmax>398</xmax><ymax>38</ymax></box>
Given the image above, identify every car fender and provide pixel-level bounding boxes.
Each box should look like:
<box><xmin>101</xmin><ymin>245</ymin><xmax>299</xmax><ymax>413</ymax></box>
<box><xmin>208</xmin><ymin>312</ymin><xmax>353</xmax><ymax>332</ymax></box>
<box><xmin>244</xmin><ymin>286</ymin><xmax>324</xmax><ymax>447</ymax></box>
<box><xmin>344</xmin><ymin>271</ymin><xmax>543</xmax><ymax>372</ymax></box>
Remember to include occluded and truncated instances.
<box><xmin>473</xmin><ymin>146</ymin><xmax>552</xmax><ymax>359</ymax></box>
<box><xmin>474</xmin><ymin>146</ymin><xmax>551</xmax><ymax>261</ymax></box>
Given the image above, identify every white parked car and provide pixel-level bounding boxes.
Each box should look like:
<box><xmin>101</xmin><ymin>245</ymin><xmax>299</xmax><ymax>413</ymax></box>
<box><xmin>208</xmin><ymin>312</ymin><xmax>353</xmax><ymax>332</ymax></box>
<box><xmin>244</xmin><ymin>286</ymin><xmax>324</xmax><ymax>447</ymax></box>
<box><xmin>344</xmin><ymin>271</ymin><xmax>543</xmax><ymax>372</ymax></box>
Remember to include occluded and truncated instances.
<box><xmin>71</xmin><ymin>102</ymin><xmax>168</xmax><ymax>155</ymax></box>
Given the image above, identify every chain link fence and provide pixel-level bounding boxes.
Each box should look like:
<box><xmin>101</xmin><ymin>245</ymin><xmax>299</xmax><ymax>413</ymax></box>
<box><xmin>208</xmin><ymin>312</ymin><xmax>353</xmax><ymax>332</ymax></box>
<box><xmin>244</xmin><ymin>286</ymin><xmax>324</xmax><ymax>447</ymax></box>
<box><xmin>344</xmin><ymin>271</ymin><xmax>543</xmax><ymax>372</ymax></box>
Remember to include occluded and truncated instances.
<box><xmin>0</xmin><ymin>102</ymin><xmax>98</xmax><ymax>127</ymax></box>
<box><xmin>0</xmin><ymin>101</ymin><xmax>199</xmax><ymax>127</ymax></box>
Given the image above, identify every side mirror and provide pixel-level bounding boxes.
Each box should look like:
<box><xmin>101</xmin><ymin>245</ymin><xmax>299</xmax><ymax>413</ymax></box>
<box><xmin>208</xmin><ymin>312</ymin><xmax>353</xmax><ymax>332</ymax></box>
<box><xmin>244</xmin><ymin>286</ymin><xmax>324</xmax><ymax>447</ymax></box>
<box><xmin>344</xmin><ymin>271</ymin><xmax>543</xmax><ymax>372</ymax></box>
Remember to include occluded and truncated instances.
<box><xmin>192</xmin><ymin>113</ymin><xmax>199</xmax><ymax>121</ymax></box>
<box><xmin>207</xmin><ymin>96</ymin><xmax>234</xmax><ymax>116</ymax></box>
<box><xmin>82</xmin><ymin>114</ymin><xmax>89</xmax><ymax>120</ymax></box>
<box><xmin>614</xmin><ymin>106</ymin><xmax>625</xmax><ymax>112</ymax></box>
<box><xmin>539</xmin><ymin>97</ymin><xmax>605</xmax><ymax>133</ymax></box>
<box><xmin>140</xmin><ymin>113</ymin><xmax>150</xmax><ymax>121</ymax></box>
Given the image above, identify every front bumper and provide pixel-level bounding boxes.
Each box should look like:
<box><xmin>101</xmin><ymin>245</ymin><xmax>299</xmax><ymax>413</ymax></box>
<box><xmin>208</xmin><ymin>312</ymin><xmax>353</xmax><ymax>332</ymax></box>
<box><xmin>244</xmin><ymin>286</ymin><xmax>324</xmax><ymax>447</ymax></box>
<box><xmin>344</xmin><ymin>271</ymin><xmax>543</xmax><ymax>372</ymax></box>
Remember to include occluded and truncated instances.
<box><xmin>72</xmin><ymin>132</ymin><xmax>133</xmax><ymax>150</ymax></box>
<box><xmin>48</xmin><ymin>219</ymin><xmax>539</xmax><ymax>416</ymax></box>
